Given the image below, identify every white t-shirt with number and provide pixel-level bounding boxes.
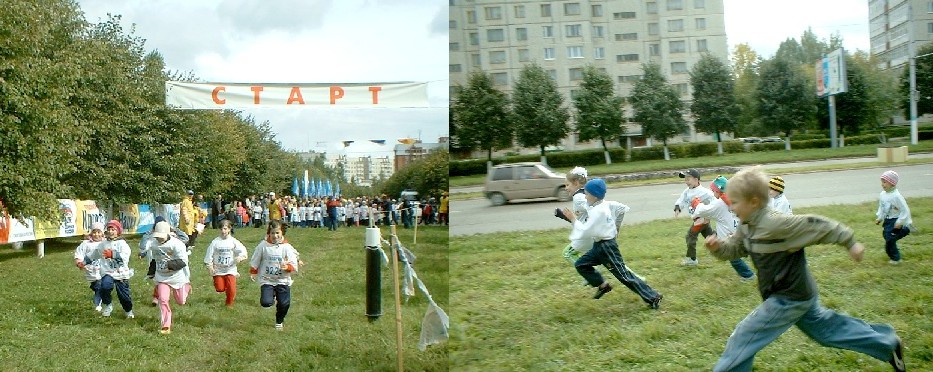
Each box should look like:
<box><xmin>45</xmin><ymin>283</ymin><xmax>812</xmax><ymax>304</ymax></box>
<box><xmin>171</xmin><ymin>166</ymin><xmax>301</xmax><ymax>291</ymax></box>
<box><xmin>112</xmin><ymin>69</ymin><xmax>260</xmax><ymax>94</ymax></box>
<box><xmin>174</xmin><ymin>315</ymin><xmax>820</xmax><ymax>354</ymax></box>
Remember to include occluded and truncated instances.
<box><xmin>74</xmin><ymin>240</ymin><xmax>103</xmax><ymax>282</ymax></box>
<box><xmin>90</xmin><ymin>239</ymin><xmax>133</xmax><ymax>280</ymax></box>
<box><xmin>204</xmin><ymin>236</ymin><xmax>247</xmax><ymax>276</ymax></box>
<box><xmin>150</xmin><ymin>237</ymin><xmax>189</xmax><ymax>289</ymax></box>
<box><xmin>250</xmin><ymin>240</ymin><xmax>298</xmax><ymax>286</ymax></box>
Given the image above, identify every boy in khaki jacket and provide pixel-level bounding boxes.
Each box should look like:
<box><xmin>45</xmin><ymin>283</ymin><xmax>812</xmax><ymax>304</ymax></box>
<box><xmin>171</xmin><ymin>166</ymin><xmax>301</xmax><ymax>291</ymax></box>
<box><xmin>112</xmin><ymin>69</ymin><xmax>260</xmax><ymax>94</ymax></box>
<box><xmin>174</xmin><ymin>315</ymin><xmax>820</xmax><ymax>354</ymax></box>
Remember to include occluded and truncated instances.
<box><xmin>704</xmin><ymin>166</ymin><xmax>904</xmax><ymax>372</ymax></box>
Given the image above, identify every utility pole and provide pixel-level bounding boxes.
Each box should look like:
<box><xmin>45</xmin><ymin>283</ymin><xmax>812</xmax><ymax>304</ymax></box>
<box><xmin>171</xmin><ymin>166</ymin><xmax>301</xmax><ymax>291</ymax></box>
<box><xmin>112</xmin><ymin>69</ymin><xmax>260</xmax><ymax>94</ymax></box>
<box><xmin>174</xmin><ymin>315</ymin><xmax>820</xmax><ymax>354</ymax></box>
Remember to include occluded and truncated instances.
<box><xmin>909</xmin><ymin>4</ymin><xmax>919</xmax><ymax>145</ymax></box>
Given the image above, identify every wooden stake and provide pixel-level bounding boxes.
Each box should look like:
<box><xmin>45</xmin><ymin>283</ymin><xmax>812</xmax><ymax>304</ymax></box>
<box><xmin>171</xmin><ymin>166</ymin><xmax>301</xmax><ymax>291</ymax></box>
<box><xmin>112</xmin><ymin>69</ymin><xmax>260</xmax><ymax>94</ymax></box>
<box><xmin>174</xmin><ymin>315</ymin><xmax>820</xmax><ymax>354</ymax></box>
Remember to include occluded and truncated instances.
<box><xmin>390</xmin><ymin>225</ymin><xmax>404</xmax><ymax>371</ymax></box>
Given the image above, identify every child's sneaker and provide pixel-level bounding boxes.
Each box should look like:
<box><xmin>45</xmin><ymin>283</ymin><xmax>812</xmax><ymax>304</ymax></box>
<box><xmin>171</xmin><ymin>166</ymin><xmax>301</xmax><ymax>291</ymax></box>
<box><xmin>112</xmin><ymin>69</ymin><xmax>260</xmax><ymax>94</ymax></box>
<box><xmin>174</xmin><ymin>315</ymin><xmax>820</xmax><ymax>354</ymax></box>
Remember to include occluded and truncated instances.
<box><xmin>740</xmin><ymin>274</ymin><xmax>756</xmax><ymax>283</ymax></box>
<box><xmin>101</xmin><ymin>304</ymin><xmax>113</xmax><ymax>317</ymax></box>
<box><xmin>649</xmin><ymin>294</ymin><xmax>664</xmax><ymax>310</ymax></box>
<box><xmin>889</xmin><ymin>260</ymin><xmax>901</xmax><ymax>265</ymax></box>
<box><xmin>159</xmin><ymin>327</ymin><xmax>171</xmax><ymax>335</ymax></box>
<box><xmin>681</xmin><ymin>257</ymin><xmax>698</xmax><ymax>266</ymax></box>
<box><xmin>95</xmin><ymin>304</ymin><xmax>102</xmax><ymax>312</ymax></box>
<box><xmin>889</xmin><ymin>336</ymin><xmax>905</xmax><ymax>372</ymax></box>
<box><xmin>275</xmin><ymin>323</ymin><xmax>284</xmax><ymax>331</ymax></box>
<box><xmin>126</xmin><ymin>311</ymin><xmax>134</xmax><ymax>319</ymax></box>
<box><xmin>593</xmin><ymin>283</ymin><xmax>613</xmax><ymax>299</ymax></box>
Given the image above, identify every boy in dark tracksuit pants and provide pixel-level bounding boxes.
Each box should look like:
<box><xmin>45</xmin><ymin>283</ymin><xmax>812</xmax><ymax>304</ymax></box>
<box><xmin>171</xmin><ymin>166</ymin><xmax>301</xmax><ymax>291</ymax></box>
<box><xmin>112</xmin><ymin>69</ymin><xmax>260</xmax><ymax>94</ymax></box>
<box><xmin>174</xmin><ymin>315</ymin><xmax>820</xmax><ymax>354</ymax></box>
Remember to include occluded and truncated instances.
<box><xmin>705</xmin><ymin>167</ymin><xmax>905</xmax><ymax>372</ymax></box>
<box><xmin>562</xmin><ymin>179</ymin><xmax>662</xmax><ymax>310</ymax></box>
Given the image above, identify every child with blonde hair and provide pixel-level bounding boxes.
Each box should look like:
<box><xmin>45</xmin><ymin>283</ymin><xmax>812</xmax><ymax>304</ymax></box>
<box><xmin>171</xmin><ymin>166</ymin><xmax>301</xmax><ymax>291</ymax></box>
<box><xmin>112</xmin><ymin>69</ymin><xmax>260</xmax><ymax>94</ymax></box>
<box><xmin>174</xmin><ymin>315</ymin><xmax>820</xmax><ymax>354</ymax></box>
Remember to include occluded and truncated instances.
<box><xmin>875</xmin><ymin>170</ymin><xmax>913</xmax><ymax>264</ymax></box>
<box><xmin>204</xmin><ymin>220</ymin><xmax>248</xmax><ymax>307</ymax></box>
<box><xmin>74</xmin><ymin>222</ymin><xmax>105</xmax><ymax>312</ymax></box>
<box><xmin>705</xmin><ymin>166</ymin><xmax>904</xmax><ymax>371</ymax></box>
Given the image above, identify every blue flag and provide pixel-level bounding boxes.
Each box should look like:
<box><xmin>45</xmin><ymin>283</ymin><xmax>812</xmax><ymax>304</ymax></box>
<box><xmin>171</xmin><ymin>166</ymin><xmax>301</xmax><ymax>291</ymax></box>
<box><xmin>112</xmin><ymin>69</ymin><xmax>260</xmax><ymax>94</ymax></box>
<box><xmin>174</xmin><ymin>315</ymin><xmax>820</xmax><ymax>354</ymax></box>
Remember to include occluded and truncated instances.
<box><xmin>291</xmin><ymin>177</ymin><xmax>299</xmax><ymax>196</ymax></box>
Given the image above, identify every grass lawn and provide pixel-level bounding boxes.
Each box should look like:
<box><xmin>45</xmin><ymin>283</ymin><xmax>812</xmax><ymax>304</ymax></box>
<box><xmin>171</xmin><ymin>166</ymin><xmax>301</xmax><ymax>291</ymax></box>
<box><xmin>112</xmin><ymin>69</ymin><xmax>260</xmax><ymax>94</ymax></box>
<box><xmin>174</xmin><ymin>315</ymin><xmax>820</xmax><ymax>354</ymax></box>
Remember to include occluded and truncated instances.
<box><xmin>450</xmin><ymin>197</ymin><xmax>933</xmax><ymax>371</ymax></box>
<box><xmin>450</xmin><ymin>141</ymin><xmax>933</xmax><ymax>188</ymax></box>
<box><xmin>0</xmin><ymin>223</ymin><xmax>448</xmax><ymax>371</ymax></box>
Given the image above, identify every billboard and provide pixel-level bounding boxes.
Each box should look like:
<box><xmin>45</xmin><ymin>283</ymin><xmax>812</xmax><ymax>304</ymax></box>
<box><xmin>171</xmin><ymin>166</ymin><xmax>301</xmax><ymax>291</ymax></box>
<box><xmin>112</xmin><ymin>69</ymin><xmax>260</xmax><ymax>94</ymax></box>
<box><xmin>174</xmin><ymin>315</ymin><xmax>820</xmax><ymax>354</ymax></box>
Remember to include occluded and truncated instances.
<box><xmin>816</xmin><ymin>48</ymin><xmax>848</xmax><ymax>97</ymax></box>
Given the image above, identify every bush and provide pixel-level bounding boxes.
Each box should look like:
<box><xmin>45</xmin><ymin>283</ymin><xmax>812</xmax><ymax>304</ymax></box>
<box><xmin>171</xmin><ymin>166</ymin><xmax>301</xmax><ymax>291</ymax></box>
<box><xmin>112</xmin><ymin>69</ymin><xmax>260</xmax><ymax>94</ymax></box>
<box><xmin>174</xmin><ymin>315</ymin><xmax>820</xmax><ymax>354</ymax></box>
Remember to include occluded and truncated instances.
<box><xmin>630</xmin><ymin>146</ymin><xmax>667</xmax><ymax>161</ymax></box>
<box><xmin>844</xmin><ymin>134</ymin><xmax>883</xmax><ymax>146</ymax></box>
<box><xmin>793</xmin><ymin>133</ymin><xmax>826</xmax><ymax>140</ymax></box>
<box><xmin>790</xmin><ymin>138</ymin><xmax>832</xmax><ymax>149</ymax></box>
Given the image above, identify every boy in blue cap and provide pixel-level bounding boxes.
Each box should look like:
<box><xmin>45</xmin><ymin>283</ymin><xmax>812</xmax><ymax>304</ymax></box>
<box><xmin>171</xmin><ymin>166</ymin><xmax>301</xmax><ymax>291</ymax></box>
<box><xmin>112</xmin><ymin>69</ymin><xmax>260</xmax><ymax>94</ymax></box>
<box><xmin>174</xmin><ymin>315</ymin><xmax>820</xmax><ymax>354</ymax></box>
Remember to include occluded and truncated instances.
<box><xmin>561</xmin><ymin>179</ymin><xmax>663</xmax><ymax>310</ymax></box>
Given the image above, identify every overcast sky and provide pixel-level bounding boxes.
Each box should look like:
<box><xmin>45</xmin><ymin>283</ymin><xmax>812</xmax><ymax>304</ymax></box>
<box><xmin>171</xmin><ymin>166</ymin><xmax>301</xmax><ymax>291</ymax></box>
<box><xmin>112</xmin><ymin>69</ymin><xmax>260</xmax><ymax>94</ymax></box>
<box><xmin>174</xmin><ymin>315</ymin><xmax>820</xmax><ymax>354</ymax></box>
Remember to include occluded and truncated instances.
<box><xmin>76</xmin><ymin>0</ymin><xmax>449</xmax><ymax>156</ymax></box>
<box><xmin>723</xmin><ymin>0</ymin><xmax>870</xmax><ymax>58</ymax></box>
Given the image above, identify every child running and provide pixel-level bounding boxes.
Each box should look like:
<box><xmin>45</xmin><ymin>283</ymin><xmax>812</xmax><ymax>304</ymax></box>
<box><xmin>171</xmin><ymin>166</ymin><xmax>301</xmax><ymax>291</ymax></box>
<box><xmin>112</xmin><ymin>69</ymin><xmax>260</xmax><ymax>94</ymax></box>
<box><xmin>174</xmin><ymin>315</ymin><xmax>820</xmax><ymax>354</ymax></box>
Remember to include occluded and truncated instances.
<box><xmin>674</xmin><ymin>168</ymin><xmax>714</xmax><ymax>266</ymax></box>
<box><xmin>704</xmin><ymin>166</ymin><xmax>904</xmax><ymax>371</ymax></box>
<box><xmin>87</xmin><ymin>220</ymin><xmax>134</xmax><ymax>318</ymax></box>
<box><xmin>768</xmin><ymin>176</ymin><xmax>793</xmax><ymax>214</ymax></box>
<box><xmin>691</xmin><ymin>176</ymin><xmax>755</xmax><ymax>282</ymax></box>
<box><xmin>250</xmin><ymin>220</ymin><xmax>300</xmax><ymax>330</ymax></box>
<box><xmin>875</xmin><ymin>170</ymin><xmax>913</xmax><ymax>265</ymax></box>
<box><xmin>204</xmin><ymin>220</ymin><xmax>248</xmax><ymax>308</ymax></box>
<box><xmin>150</xmin><ymin>220</ymin><xmax>191</xmax><ymax>334</ymax></box>
<box><xmin>561</xmin><ymin>179</ymin><xmax>662</xmax><ymax>310</ymax></box>
<box><xmin>74</xmin><ymin>222</ymin><xmax>105</xmax><ymax>312</ymax></box>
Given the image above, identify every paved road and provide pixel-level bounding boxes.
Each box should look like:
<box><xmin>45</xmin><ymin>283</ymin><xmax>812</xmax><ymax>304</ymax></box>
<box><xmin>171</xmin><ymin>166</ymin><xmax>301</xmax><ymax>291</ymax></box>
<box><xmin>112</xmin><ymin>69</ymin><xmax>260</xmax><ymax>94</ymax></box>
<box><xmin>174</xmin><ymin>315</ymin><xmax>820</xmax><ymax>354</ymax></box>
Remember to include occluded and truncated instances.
<box><xmin>451</xmin><ymin>153</ymin><xmax>933</xmax><ymax>195</ymax></box>
<box><xmin>450</xmin><ymin>164</ymin><xmax>933</xmax><ymax>236</ymax></box>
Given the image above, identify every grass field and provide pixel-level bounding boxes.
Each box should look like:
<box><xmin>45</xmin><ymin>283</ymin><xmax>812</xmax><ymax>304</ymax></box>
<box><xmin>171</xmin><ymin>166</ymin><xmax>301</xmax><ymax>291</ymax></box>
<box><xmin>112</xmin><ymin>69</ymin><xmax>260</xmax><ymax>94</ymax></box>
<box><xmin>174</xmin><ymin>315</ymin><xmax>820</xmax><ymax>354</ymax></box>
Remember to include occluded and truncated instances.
<box><xmin>0</xmin><ymin>223</ymin><xmax>448</xmax><ymax>371</ymax></box>
<box><xmin>450</xmin><ymin>142</ymin><xmax>933</xmax><ymax>188</ymax></box>
<box><xmin>450</xmin><ymin>197</ymin><xmax>933</xmax><ymax>371</ymax></box>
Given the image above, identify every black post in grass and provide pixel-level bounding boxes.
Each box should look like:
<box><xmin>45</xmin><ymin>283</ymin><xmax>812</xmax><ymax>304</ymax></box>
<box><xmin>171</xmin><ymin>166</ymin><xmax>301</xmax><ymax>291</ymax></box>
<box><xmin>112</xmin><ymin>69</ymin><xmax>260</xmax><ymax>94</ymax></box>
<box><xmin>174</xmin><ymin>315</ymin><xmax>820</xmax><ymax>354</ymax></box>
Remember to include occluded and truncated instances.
<box><xmin>365</xmin><ymin>226</ymin><xmax>382</xmax><ymax>322</ymax></box>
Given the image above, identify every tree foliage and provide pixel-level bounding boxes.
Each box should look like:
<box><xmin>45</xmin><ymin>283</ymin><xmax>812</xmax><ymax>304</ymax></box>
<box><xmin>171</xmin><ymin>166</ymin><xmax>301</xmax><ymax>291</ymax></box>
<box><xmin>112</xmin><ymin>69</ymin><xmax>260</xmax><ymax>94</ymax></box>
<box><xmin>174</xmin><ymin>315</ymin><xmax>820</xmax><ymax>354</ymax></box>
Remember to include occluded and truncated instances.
<box><xmin>757</xmin><ymin>58</ymin><xmax>816</xmax><ymax>144</ymax></box>
<box><xmin>511</xmin><ymin>63</ymin><xmax>571</xmax><ymax>157</ymax></box>
<box><xmin>380</xmin><ymin>149</ymin><xmax>449</xmax><ymax>200</ymax></box>
<box><xmin>690</xmin><ymin>54</ymin><xmax>738</xmax><ymax>152</ymax></box>
<box><xmin>451</xmin><ymin>70</ymin><xmax>512</xmax><ymax>161</ymax></box>
<box><xmin>0</xmin><ymin>0</ymin><xmax>340</xmax><ymax>220</ymax></box>
<box><xmin>731</xmin><ymin>44</ymin><xmax>763</xmax><ymax>136</ymax></box>
<box><xmin>900</xmin><ymin>42</ymin><xmax>933</xmax><ymax>118</ymax></box>
<box><xmin>630</xmin><ymin>63</ymin><xmax>687</xmax><ymax>152</ymax></box>
<box><xmin>573</xmin><ymin>65</ymin><xmax>625</xmax><ymax>162</ymax></box>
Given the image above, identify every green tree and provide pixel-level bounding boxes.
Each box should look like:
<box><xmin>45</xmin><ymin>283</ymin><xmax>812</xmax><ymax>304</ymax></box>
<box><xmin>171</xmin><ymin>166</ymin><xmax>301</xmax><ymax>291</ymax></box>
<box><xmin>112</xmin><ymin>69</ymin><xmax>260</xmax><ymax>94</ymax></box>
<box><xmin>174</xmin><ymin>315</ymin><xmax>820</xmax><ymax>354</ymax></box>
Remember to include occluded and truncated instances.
<box><xmin>451</xmin><ymin>70</ymin><xmax>512</xmax><ymax>164</ymax></box>
<box><xmin>630</xmin><ymin>63</ymin><xmax>687</xmax><ymax>160</ymax></box>
<box><xmin>758</xmin><ymin>58</ymin><xmax>816</xmax><ymax>149</ymax></box>
<box><xmin>816</xmin><ymin>54</ymin><xmax>878</xmax><ymax>137</ymax></box>
<box><xmin>732</xmin><ymin>43</ymin><xmax>763</xmax><ymax>136</ymax></box>
<box><xmin>900</xmin><ymin>42</ymin><xmax>933</xmax><ymax>118</ymax></box>
<box><xmin>512</xmin><ymin>63</ymin><xmax>570</xmax><ymax>163</ymax></box>
<box><xmin>690</xmin><ymin>54</ymin><xmax>738</xmax><ymax>154</ymax></box>
<box><xmin>850</xmin><ymin>50</ymin><xmax>899</xmax><ymax>131</ymax></box>
<box><xmin>380</xmin><ymin>149</ymin><xmax>449</xmax><ymax>199</ymax></box>
<box><xmin>573</xmin><ymin>65</ymin><xmax>625</xmax><ymax>164</ymax></box>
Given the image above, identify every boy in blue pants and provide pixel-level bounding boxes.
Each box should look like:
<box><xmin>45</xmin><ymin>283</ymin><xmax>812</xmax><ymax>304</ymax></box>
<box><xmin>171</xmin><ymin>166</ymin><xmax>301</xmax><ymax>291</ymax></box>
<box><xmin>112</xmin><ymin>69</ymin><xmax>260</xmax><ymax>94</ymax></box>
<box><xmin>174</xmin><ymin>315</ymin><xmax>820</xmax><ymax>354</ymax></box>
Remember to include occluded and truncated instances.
<box><xmin>705</xmin><ymin>166</ymin><xmax>904</xmax><ymax>371</ymax></box>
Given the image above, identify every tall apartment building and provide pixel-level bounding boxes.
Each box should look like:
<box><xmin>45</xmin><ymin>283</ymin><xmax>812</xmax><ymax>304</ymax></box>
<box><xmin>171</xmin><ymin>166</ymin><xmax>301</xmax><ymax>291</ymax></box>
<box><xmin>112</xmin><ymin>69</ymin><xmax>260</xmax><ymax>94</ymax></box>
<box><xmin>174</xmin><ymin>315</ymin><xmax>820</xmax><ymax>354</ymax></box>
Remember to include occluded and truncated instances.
<box><xmin>868</xmin><ymin>0</ymin><xmax>933</xmax><ymax>69</ymax></box>
<box><xmin>449</xmin><ymin>0</ymin><xmax>729</xmax><ymax>153</ymax></box>
<box><xmin>331</xmin><ymin>155</ymin><xmax>394</xmax><ymax>187</ymax></box>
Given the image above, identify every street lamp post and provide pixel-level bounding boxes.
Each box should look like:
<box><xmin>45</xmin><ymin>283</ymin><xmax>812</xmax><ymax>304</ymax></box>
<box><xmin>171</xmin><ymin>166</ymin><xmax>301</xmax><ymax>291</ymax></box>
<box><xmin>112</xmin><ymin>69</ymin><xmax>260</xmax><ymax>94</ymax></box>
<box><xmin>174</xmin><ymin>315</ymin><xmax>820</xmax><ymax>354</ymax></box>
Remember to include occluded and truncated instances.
<box><xmin>909</xmin><ymin>30</ymin><xmax>919</xmax><ymax>145</ymax></box>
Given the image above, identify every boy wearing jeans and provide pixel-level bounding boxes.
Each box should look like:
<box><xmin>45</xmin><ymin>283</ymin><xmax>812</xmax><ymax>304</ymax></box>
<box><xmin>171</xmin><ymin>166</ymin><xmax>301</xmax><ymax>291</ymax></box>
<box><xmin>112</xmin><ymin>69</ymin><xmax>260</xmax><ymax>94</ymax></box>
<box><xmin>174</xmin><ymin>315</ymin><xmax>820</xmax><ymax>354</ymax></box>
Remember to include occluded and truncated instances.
<box><xmin>705</xmin><ymin>167</ymin><xmax>904</xmax><ymax>372</ymax></box>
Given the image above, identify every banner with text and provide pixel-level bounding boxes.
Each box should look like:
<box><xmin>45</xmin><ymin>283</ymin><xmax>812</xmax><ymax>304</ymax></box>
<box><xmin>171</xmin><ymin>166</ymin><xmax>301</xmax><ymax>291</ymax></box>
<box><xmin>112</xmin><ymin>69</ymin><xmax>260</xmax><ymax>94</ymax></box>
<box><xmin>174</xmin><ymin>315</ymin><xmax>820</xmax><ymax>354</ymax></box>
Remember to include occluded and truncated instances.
<box><xmin>165</xmin><ymin>81</ymin><xmax>429</xmax><ymax>109</ymax></box>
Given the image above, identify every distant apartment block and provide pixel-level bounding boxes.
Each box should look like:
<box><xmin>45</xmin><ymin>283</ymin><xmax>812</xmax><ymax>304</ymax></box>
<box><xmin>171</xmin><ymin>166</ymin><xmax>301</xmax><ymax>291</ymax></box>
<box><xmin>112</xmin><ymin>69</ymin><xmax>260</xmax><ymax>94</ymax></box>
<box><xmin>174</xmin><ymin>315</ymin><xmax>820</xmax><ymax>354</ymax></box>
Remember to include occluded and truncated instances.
<box><xmin>869</xmin><ymin>0</ymin><xmax>933</xmax><ymax>69</ymax></box>
<box><xmin>394</xmin><ymin>137</ymin><xmax>450</xmax><ymax>171</ymax></box>
<box><xmin>331</xmin><ymin>155</ymin><xmax>394</xmax><ymax>187</ymax></box>
<box><xmin>449</xmin><ymin>0</ymin><xmax>729</xmax><ymax>153</ymax></box>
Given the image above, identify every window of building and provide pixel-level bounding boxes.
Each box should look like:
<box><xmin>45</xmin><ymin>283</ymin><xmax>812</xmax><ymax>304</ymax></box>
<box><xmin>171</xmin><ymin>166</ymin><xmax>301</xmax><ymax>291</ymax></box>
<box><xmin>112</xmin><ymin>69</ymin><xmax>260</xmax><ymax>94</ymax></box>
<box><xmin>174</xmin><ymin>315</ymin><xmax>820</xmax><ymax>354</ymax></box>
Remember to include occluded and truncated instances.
<box><xmin>487</xmin><ymin>29</ymin><xmax>505</xmax><ymax>42</ymax></box>
<box><xmin>668</xmin><ymin>19</ymin><xmax>684</xmax><ymax>32</ymax></box>
<box><xmin>617</xmin><ymin>54</ymin><xmax>639</xmax><ymax>62</ymax></box>
<box><xmin>567</xmin><ymin>46</ymin><xmax>584</xmax><ymax>58</ymax></box>
<box><xmin>595</xmin><ymin>47</ymin><xmax>605</xmax><ymax>59</ymax></box>
<box><xmin>471</xmin><ymin>53</ymin><xmax>481</xmax><ymax>66</ymax></box>
<box><xmin>621</xmin><ymin>32</ymin><xmax>638</xmax><ymax>41</ymax></box>
<box><xmin>618</xmin><ymin>75</ymin><xmax>642</xmax><ymax>83</ymax></box>
<box><xmin>469</xmin><ymin>32</ymin><xmax>479</xmax><ymax>45</ymax></box>
<box><xmin>675</xmin><ymin>83</ymin><xmax>689</xmax><ymax>95</ymax></box>
<box><xmin>489</xmin><ymin>51</ymin><xmax>506</xmax><ymax>64</ymax></box>
<box><xmin>564</xmin><ymin>3</ymin><xmax>581</xmax><ymax>15</ymax></box>
<box><xmin>514</xmin><ymin>5</ymin><xmax>525</xmax><ymax>18</ymax></box>
<box><xmin>450</xmin><ymin>42</ymin><xmax>460</xmax><ymax>51</ymax></box>
<box><xmin>541</xmin><ymin>4</ymin><xmax>551</xmax><ymax>17</ymax></box>
<box><xmin>614</xmin><ymin>12</ymin><xmax>636</xmax><ymax>19</ymax></box>
<box><xmin>647</xmin><ymin>2</ymin><xmax>658</xmax><ymax>14</ymax></box>
<box><xmin>543</xmin><ymin>25</ymin><xmax>554</xmax><ymax>38</ymax></box>
<box><xmin>546</xmin><ymin>69</ymin><xmax>557</xmax><ymax>80</ymax></box>
<box><xmin>650</xmin><ymin>43</ymin><xmax>660</xmax><ymax>56</ymax></box>
<box><xmin>544</xmin><ymin>47</ymin><xmax>556</xmax><ymax>60</ymax></box>
<box><xmin>466</xmin><ymin>10</ymin><xmax>476</xmax><ymax>24</ymax></box>
<box><xmin>593</xmin><ymin>25</ymin><xmax>605</xmax><ymax>38</ymax></box>
<box><xmin>449</xmin><ymin>20</ymin><xmax>457</xmax><ymax>29</ymax></box>
<box><xmin>569</xmin><ymin>68</ymin><xmax>584</xmax><ymax>81</ymax></box>
<box><xmin>696</xmin><ymin>18</ymin><xmax>706</xmax><ymax>30</ymax></box>
<box><xmin>929</xmin><ymin>22</ymin><xmax>933</xmax><ymax>33</ymax></box>
<box><xmin>670</xmin><ymin>40</ymin><xmax>686</xmax><ymax>53</ymax></box>
<box><xmin>484</xmin><ymin>6</ymin><xmax>502</xmax><ymax>20</ymax></box>
<box><xmin>450</xmin><ymin>85</ymin><xmax>462</xmax><ymax>97</ymax></box>
<box><xmin>570</xmin><ymin>89</ymin><xmax>582</xmax><ymax>99</ymax></box>
<box><xmin>566</xmin><ymin>24</ymin><xmax>582</xmax><ymax>37</ymax></box>
<box><xmin>671</xmin><ymin>62</ymin><xmax>688</xmax><ymax>74</ymax></box>
<box><xmin>592</xmin><ymin>4</ymin><xmax>603</xmax><ymax>17</ymax></box>
<box><xmin>667</xmin><ymin>0</ymin><xmax>683</xmax><ymax>10</ymax></box>
<box><xmin>491</xmin><ymin>72</ymin><xmax>508</xmax><ymax>86</ymax></box>
<box><xmin>518</xmin><ymin>49</ymin><xmax>531</xmax><ymax>62</ymax></box>
<box><xmin>694</xmin><ymin>0</ymin><xmax>705</xmax><ymax>9</ymax></box>
<box><xmin>449</xmin><ymin>64</ymin><xmax>462</xmax><ymax>73</ymax></box>
<box><xmin>516</xmin><ymin>28</ymin><xmax>528</xmax><ymax>41</ymax></box>
<box><xmin>697</xmin><ymin>39</ymin><xmax>708</xmax><ymax>52</ymax></box>
<box><xmin>648</xmin><ymin>23</ymin><xmax>659</xmax><ymax>35</ymax></box>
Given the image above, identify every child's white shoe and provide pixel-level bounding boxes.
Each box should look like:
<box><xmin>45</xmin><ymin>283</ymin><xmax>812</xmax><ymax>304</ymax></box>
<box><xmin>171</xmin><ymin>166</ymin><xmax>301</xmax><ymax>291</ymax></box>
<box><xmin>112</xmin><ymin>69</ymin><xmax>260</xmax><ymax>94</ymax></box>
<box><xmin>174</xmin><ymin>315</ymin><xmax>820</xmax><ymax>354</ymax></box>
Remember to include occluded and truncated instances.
<box><xmin>101</xmin><ymin>304</ymin><xmax>113</xmax><ymax>317</ymax></box>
